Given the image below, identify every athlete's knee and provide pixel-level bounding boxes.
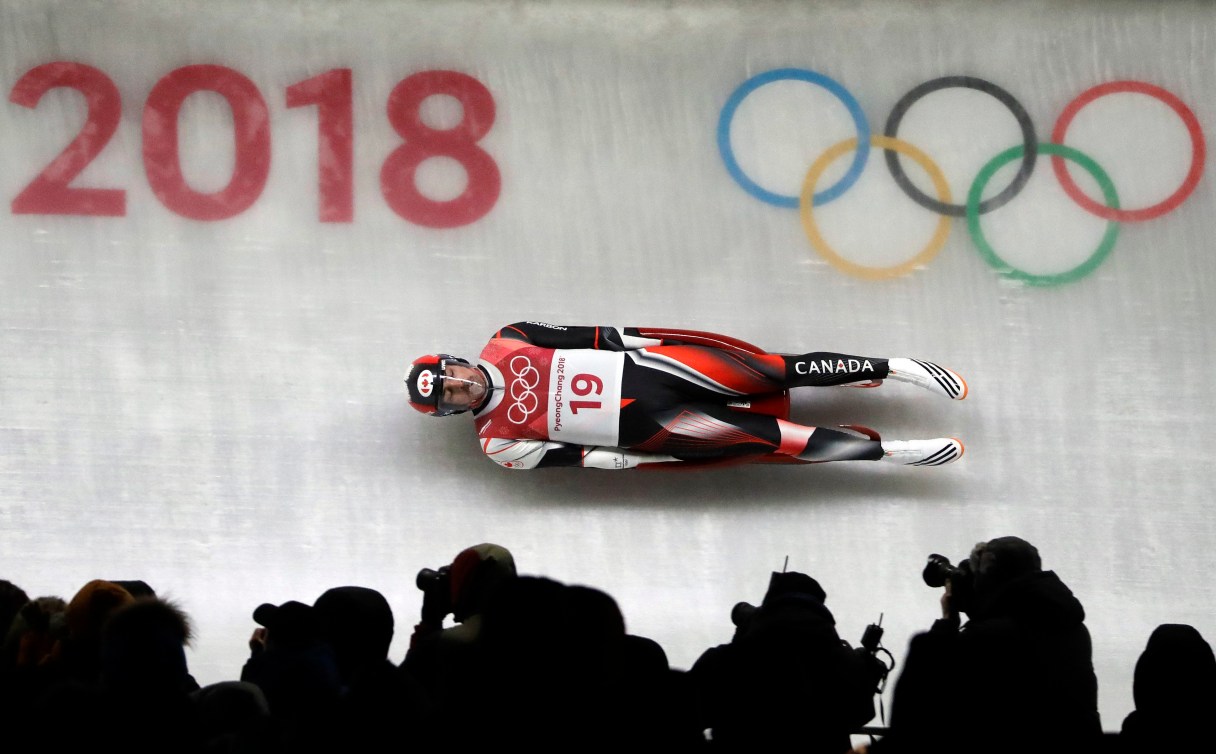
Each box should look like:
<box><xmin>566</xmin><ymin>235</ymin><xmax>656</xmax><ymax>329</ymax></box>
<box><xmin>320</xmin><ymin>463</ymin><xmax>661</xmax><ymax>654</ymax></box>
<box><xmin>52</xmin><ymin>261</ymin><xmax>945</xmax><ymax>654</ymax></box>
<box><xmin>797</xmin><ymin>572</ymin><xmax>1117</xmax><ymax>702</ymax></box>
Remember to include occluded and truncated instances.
<box><xmin>773</xmin><ymin>420</ymin><xmax>880</xmax><ymax>461</ymax></box>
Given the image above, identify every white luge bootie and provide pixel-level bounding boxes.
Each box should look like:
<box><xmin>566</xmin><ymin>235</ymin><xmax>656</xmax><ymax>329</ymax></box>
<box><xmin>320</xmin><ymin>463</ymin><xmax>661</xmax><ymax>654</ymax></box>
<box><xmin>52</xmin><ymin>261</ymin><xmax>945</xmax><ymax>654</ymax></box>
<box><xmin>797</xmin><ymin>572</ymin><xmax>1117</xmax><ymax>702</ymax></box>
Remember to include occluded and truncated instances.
<box><xmin>880</xmin><ymin>438</ymin><xmax>965</xmax><ymax>466</ymax></box>
<box><xmin>887</xmin><ymin>358</ymin><xmax>968</xmax><ymax>400</ymax></box>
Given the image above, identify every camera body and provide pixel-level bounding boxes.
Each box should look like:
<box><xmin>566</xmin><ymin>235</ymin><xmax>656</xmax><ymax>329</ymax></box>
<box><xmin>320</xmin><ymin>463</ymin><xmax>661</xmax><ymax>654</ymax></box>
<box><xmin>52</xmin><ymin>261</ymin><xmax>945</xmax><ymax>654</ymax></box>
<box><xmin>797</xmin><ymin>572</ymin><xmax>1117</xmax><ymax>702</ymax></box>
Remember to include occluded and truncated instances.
<box><xmin>416</xmin><ymin>565</ymin><xmax>452</xmax><ymax>620</ymax></box>
<box><xmin>860</xmin><ymin>621</ymin><xmax>884</xmax><ymax>653</ymax></box>
<box><xmin>922</xmin><ymin>553</ymin><xmax>976</xmax><ymax>613</ymax></box>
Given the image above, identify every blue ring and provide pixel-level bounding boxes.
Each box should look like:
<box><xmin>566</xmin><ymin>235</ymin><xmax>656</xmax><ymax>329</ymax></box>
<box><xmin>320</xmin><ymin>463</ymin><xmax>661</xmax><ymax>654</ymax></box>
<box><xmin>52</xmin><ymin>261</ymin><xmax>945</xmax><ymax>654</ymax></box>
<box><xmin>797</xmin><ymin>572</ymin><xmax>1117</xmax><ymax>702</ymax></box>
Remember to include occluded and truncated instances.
<box><xmin>717</xmin><ymin>68</ymin><xmax>870</xmax><ymax>208</ymax></box>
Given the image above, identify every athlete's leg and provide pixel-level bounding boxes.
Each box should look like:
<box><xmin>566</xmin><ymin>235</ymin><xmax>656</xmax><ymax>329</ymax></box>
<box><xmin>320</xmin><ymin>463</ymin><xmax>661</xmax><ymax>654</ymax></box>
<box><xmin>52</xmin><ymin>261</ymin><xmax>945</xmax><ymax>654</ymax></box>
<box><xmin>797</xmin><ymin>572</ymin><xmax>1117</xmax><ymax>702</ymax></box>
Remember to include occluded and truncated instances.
<box><xmin>630</xmin><ymin>346</ymin><xmax>966</xmax><ymax>400</ymax></box>
<box><xmin>785</xmin><ymin>353</ymin><xmax>967</xmax><ymax>399</ymax></box>
<box><xmin>626</xmin><ymin>346</ymin><xmax>886</xmax><ymax>397</ymax></box>
<box><xmin>618</xmin><ymin>400</ymin><xmax>956</xmax><ymax>465</ymax></box>
<box><xmin>618</xmin><ymin>401</ymin><xmax>877</xmax><ymax>461</ymax></box>
<box><xmin>779</xmin><ymin>352</ymin><xmax>888</xmax><ymax>387</ymax></box>
<box><xmin>765</xmin><ymin>417</ymin><xmax>887</xmax><ymax>462</ymax></box>
<box><xmin>618</xmin><ymin>400</ymin><xmax>962</xmax><ymax>466</ymax></box>
<box><xmin>774</xmin><ymin>419</ymin><xmax>962</xmax><ymax>465</ymax></box>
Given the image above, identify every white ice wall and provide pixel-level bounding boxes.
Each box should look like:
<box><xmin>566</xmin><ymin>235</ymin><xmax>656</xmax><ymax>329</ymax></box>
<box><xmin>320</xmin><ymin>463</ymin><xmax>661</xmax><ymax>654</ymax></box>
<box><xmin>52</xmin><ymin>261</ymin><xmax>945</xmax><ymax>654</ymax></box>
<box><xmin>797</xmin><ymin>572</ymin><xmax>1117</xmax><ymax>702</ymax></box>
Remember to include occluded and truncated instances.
<box><xmin>2</xmin><ymin>0</ymin><xmax>1214</xmax><ymax>730</ymax></box>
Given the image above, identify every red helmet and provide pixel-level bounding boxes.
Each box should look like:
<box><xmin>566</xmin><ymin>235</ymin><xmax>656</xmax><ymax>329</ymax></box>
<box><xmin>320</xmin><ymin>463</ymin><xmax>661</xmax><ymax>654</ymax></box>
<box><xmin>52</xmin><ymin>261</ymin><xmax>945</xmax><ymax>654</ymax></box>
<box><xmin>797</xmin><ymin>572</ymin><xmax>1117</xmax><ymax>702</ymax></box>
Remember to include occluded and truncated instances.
<box><xmin>405</xmin><ymin>354</ymin><xmax>472</xmax><ymax>416</ymax></box>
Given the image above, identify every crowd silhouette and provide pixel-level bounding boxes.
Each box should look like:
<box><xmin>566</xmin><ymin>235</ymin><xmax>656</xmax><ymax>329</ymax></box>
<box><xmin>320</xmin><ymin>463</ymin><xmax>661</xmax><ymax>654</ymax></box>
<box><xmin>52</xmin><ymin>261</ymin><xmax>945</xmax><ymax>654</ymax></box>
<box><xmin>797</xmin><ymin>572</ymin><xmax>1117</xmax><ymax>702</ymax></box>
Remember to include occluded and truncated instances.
<box><xmin>2</xmin><ymin>536</ymin><xmax>1210</xmax><ymax>753</ymax></box>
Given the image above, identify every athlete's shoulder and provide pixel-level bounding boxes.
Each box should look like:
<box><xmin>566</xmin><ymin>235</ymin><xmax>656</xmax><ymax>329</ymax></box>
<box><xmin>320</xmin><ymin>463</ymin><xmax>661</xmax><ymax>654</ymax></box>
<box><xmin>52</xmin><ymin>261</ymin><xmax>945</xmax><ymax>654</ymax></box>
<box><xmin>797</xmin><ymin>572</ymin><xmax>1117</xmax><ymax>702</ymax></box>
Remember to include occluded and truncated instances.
<box><xmin>492</xmin><ymin>321</ymin><xmax>572</xmax><ymax>342</ymax></box>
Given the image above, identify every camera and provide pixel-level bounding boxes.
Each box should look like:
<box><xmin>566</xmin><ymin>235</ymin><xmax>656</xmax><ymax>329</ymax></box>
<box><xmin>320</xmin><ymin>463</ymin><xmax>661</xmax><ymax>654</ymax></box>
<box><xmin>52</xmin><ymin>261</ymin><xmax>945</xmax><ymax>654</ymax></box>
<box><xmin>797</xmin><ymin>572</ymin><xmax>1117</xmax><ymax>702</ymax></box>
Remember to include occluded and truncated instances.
<box><xmin>922</xmin><ymin>553</ymin><xmax>975</xmax><ymax>612</ymax></box>
<box><xmin>416</xmin><ymin>565</ymin><xmax>452</xmax><ymax>620</ymax></box>
<box><xmin>857</xmin><ymin>615</ymin><xmax>894</xmax><ymax>693</ymax></box>
<box><xmin>416</xmin><ymin>566</ymin><xmax>450</xmax><ymax>593</ymax></box>
<box><xmin>860</xmin><ymin>620</ymin><xmax>884</xmax><ymax>654</ymax></box>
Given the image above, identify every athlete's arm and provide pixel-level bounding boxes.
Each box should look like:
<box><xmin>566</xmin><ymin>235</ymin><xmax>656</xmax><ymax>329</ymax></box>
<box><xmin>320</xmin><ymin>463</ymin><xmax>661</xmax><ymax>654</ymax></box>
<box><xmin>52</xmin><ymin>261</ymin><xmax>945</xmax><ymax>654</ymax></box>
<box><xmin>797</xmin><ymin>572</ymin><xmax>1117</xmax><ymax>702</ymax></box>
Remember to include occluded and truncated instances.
<box><xmin>492</xmin><ymin>322</ymin><xmax>663</xmax><ymax>351</ymax></box>
<box><xmin>481</xmin><ymin>437</ymin><xmax>679</xmax><ymax>470</ymax></box>
<box><xmin>493</xmin><ymin>322</ymin><xmax>772</xmax><ymax>356</ymax></box>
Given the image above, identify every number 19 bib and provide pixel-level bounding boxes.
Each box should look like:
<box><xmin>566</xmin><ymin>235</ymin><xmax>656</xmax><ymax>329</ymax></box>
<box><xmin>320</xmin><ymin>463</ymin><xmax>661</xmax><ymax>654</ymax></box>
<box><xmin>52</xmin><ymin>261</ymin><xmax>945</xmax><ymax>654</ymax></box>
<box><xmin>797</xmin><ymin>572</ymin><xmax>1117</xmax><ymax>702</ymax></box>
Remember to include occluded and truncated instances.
<box><xmin>549</xmin><ymin>349</ymin><xmax>623</xmax><ymax>446</ymax></box>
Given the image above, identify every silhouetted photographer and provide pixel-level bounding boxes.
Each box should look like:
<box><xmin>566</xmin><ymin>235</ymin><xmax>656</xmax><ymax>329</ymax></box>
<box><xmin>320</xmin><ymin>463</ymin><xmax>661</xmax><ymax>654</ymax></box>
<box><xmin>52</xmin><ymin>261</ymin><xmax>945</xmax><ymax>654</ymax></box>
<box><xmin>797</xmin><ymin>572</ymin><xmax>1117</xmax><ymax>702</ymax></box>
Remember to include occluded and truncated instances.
<box><xmin>403</xmin><ymin>543</ymin><xmax>517</xmax><ymax>734</ymax></box>
<box><xmin>867</xmin><ymin>536</ymin><xmax>1102</xmax><ymax>754</ymax></box>
<box><xmin>690</xmin><ymin>570</ymin><xmax>885</xmax><ymax>752</ymax></box>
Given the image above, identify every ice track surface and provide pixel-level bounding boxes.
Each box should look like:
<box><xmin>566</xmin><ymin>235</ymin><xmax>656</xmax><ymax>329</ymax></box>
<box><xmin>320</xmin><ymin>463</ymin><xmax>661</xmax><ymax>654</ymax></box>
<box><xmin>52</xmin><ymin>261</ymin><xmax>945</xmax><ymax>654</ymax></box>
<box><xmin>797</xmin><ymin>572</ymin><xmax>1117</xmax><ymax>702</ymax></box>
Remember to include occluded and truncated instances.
<box><xmin>2</xmin><ymin>0</ymin><xmax>1214</xmax><ymax>729</ymax></box>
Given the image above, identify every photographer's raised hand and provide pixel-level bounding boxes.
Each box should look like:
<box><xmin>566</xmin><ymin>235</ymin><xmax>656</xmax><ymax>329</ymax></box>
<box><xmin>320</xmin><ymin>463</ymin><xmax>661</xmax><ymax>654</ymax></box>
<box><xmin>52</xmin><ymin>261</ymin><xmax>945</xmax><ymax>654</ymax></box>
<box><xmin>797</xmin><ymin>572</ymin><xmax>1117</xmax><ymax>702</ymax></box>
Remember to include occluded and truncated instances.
<box><xmin>940</xmin><ymin>579</ymin><xmax>960</xmax><ymax>627</ymax></box>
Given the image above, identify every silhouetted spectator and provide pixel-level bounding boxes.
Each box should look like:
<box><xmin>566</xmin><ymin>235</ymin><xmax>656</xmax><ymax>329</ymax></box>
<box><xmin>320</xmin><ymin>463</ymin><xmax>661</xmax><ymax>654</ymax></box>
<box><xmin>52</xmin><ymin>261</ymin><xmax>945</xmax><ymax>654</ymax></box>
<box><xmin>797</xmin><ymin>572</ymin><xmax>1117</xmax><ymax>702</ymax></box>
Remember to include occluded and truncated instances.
<box><xmin>313</xmin><ymin>586</ymin><xmax>395</xmax><ymax>690</ymax></box>
<box><xmin>404</xmin><ymin>543</ymin><xmax>517</xmax><ymax>714</ymax></box>
<box><xmin>469</xmin><ymin>575</ymin><xmax>571</xmax><ymax>747</ymax></box>
<box><xmin>872</xmin><ymin>536</ymin><xmax>1102</xmax><ymax>754</ymax></box>
<box><xmin>0</xmin><ymin>595</ymin><xmax>67</xmax><ymax>740</ymax></box>
<box><xmin>562</xmin><ymin>584</ymin><xmax>704</xmax><ymax>750</ymax></box>
<box><xmin>101</xmin><ymin>596</ymin><xmax>196</xmax><ymax>694</ymax></box>
<box><xmin>241</xmin><ymin>599</ymin><xmax>341</xmax><ymax>750</ymax></box>
<box><xmin>313</xmin><ymin>585</ymin><xmax>434</xmax><ymax>747</ymax></box>
<box><xmin>99</xmin><ymin>597</ymin><xmax>202</xmax><ymax>752</ymax></box>
<box><xmin>243</xmin><ymin>600</ymin><xmax>340</xmax><ymax>707</ymax></box>
<box><xmin>689</xmin><ymin>570</ymin><xmax>882</xmax><ymax>752</ymax></box>
<box><xmin>16</xmin><ymin>593</ymin><xmax>197</xmax><ymax>753</ymax></box>
<box><xmin>2</xmin><ymin>595</ymin><xmax>65</xmax><ymax>674</ymax></box>
<box><xmin>56</xmin><ymin>579</ymin><xmax>135</xmax><ymax>684</ymax></box>
<box><xmin>191</xmin><ymin>680</ymin><xmax>275</xmax><ymax>753</ymax></box>
<box><xmin>0</xmin><ymin>580</ymin><xmax>29</xmax><ymax>640</ymax></box>
<box><xmin>1119</xmin><ymin>623</ymin><xmax>1216</xmax><ymax>752</ymax></box>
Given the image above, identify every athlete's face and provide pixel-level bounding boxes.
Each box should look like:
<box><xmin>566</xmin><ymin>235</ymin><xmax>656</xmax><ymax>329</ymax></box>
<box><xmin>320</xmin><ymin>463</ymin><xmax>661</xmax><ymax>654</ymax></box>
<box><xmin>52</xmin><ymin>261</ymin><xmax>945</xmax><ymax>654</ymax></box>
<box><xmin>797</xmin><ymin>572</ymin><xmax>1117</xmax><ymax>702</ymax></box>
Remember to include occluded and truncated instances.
<box><xmin>439</xmin><ymin>363</ymin><xmax>487</xmax><ymax>412</ymax></box>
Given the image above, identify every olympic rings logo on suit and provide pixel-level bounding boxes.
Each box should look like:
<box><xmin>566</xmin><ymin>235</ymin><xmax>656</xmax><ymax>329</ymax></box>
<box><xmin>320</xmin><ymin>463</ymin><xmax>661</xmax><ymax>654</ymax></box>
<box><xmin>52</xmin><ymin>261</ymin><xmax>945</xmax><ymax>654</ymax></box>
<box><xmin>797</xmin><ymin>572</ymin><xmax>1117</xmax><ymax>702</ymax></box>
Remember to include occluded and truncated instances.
<box><xmin>717</xmin><ymin>70</ymin><xmax>1206</xmax><ymax>286</ymax></box>
<box><xmin>507</xmin><ymin>355</ymin><xmax>541</xmax><ymax>425</ymax></box>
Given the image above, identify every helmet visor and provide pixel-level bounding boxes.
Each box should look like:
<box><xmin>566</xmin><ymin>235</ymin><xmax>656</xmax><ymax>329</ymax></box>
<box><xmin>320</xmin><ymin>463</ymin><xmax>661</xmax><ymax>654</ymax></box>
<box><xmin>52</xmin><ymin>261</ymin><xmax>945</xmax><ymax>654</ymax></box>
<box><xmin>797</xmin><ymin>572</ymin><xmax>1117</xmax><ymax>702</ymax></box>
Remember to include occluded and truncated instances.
<box><xmin>435</xmin><ymin>358</ymin><xmax>486</xmax><ymax>413</ymax></box>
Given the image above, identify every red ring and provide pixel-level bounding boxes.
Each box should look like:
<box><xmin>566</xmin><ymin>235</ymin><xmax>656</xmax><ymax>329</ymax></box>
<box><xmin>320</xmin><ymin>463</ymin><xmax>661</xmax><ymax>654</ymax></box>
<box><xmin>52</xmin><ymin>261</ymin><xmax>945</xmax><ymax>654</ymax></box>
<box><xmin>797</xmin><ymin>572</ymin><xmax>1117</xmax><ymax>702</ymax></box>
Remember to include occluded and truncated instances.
<box><xmin>1051</xmin><ymin>80</ymin><xmax>1205</xmax><ymax>222</ymax></box>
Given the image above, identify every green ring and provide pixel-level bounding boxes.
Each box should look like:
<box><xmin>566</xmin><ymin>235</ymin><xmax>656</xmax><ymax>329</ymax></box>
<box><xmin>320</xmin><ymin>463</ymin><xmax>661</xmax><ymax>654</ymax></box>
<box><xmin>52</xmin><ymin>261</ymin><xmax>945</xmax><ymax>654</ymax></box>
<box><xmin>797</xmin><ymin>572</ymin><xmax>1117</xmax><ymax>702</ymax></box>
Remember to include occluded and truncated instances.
<box><xmin>967</xmin><ymin>143</ymin><xmax>1120</xmax><ymax>286</ymax></box>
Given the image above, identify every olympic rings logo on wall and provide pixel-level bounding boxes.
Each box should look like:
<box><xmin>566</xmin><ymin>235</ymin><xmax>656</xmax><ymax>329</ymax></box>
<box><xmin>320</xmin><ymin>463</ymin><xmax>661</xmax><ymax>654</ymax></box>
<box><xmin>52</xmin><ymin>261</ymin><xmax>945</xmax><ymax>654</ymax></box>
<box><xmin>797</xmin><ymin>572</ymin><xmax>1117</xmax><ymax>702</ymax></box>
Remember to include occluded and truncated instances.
<box><xmin>507</xmin><ymin>355</ymin><xmax>541</xmax><ymax>425</ymax></box>
<box><xmin>717</xmin><ymin>70</ymin><xmax>1206</xmax><ymax>286</ymax></box>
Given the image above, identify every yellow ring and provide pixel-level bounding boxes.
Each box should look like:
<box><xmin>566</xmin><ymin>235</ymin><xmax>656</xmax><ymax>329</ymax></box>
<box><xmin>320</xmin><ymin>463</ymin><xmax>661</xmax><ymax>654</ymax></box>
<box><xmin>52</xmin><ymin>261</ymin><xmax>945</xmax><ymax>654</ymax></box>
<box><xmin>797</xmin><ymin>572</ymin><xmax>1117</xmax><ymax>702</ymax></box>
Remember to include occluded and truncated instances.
<box><xmin>800</xmin><ymin>135</ymin><xmax>952</xmax><ymax>281</ymax></box>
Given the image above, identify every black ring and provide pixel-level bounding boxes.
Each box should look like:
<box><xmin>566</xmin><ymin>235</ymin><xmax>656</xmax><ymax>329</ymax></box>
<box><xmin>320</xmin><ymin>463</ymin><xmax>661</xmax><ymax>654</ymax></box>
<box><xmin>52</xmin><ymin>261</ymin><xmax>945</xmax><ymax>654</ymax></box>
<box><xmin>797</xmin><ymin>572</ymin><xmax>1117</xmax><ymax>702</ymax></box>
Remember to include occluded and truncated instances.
<box><xmin>884</xmin><ymin>76</ymin><xmax>1037</xmax><ymax>217</ymax></box>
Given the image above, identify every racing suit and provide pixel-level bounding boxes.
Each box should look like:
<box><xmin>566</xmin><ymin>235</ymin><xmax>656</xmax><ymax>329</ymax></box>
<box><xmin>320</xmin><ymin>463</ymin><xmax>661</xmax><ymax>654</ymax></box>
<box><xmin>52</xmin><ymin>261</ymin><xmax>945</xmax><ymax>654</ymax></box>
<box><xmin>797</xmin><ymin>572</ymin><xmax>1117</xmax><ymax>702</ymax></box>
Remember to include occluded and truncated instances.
<box><xmin>471</xmin><ymin>322</ymin><xmax>891</xmax><ymax>470</ymax></box>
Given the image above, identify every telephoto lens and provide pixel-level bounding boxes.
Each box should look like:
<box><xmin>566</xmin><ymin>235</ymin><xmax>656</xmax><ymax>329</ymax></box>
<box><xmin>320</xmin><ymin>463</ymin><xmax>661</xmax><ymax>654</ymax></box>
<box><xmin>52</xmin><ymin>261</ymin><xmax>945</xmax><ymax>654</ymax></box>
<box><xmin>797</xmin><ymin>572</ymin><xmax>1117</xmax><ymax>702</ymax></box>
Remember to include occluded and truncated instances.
<box><xmin>416</xmin><ymin>567</ymin><xmax>447</xmax><ymax>592</ymax></box>
<box><xmin>922</xmin><ymin>553</ymin><xmax>956</xmax><ymax>588</ymax></box>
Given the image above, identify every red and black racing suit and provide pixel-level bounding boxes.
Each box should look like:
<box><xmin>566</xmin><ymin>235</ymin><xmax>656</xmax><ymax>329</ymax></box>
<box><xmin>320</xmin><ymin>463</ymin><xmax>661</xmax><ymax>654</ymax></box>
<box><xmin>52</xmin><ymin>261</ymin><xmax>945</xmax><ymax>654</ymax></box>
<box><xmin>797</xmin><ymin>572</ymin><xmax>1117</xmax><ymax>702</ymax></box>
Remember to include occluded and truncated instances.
<box><xmin>470</xmin><ymin>322</ymin><xmax>891</xmax><ymax>470</ymax></box>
